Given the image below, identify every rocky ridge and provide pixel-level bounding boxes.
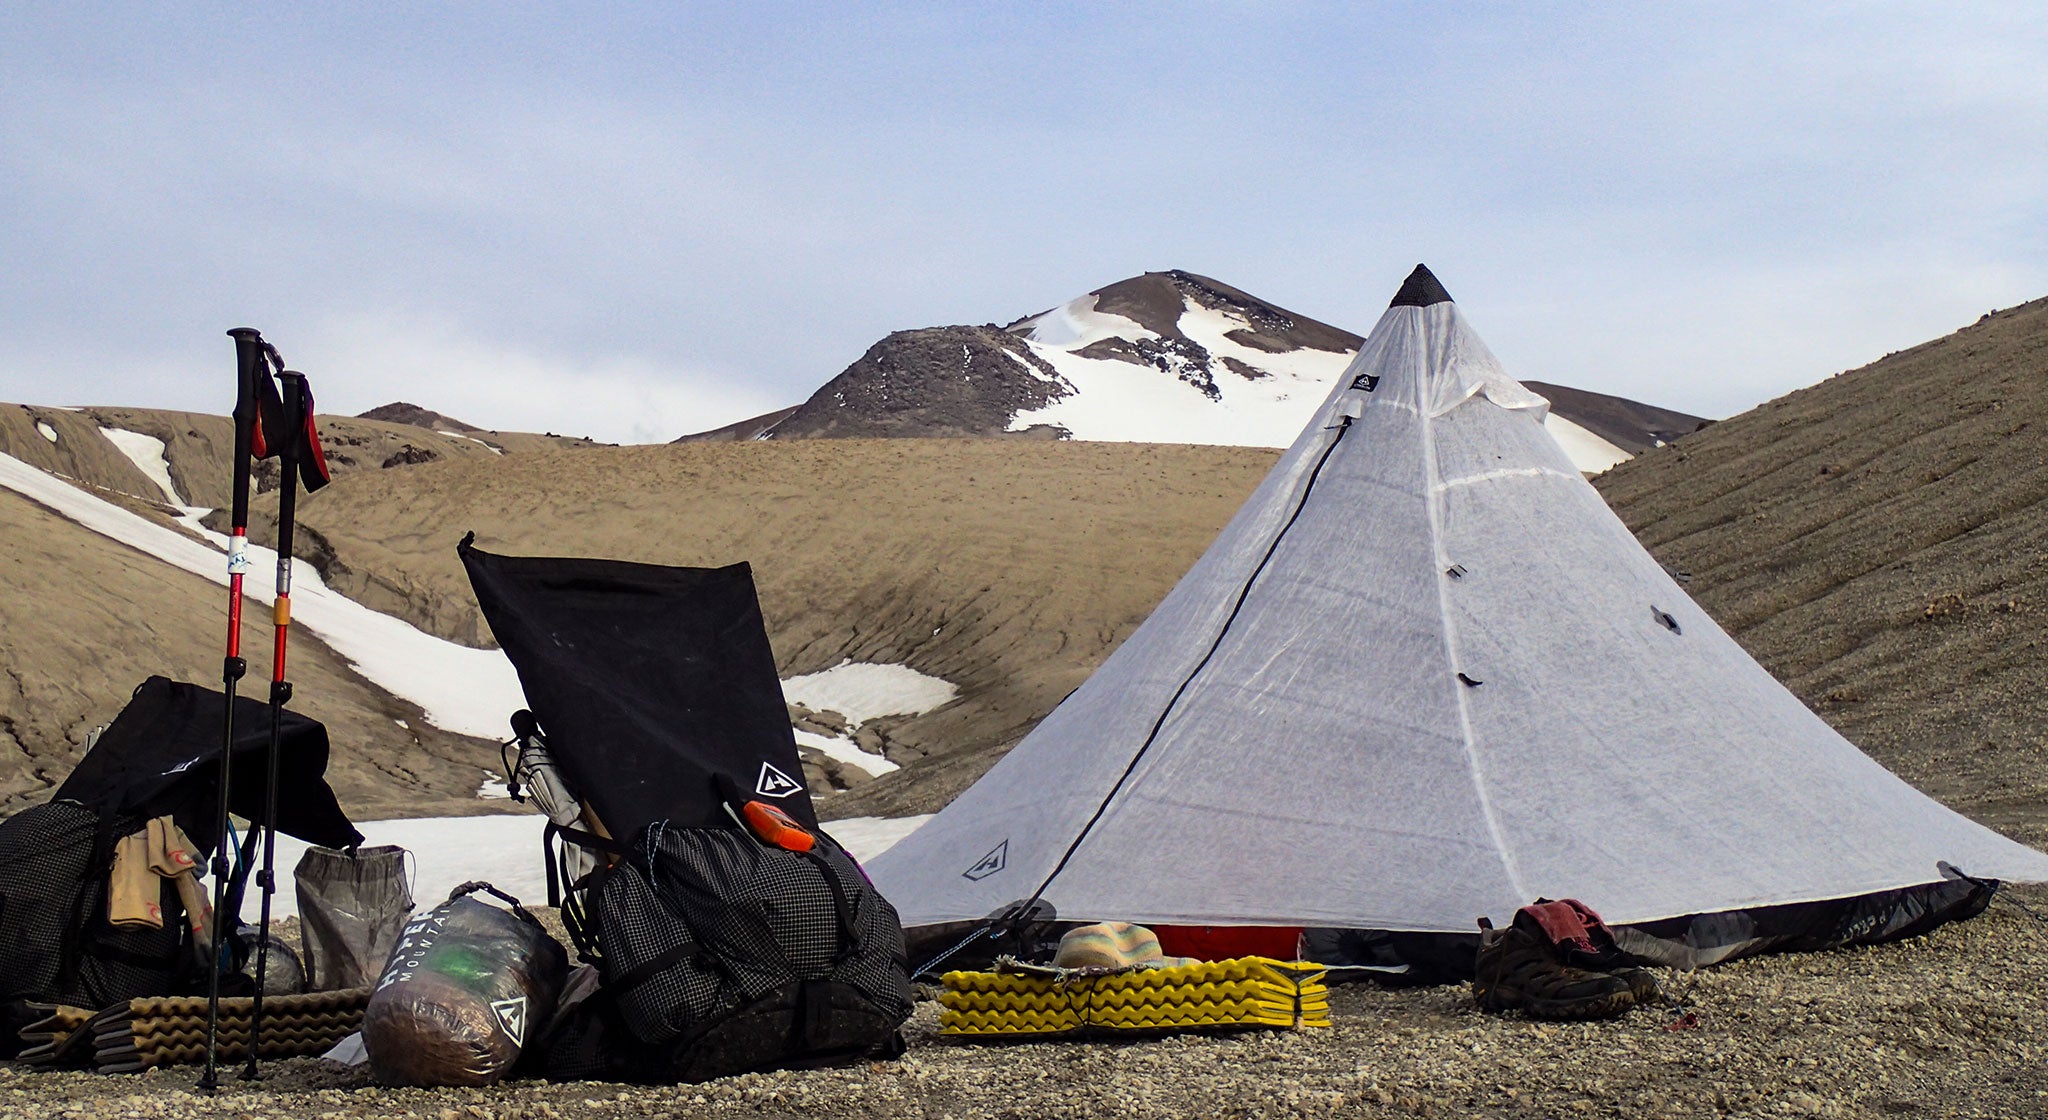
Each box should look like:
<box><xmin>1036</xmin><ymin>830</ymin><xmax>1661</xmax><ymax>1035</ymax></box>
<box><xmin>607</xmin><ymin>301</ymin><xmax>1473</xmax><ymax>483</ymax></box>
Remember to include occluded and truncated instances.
<box><xmin>678</xmin><ymin>270</ymin><xmax>1703</xmax><ymax>460</ymax></box>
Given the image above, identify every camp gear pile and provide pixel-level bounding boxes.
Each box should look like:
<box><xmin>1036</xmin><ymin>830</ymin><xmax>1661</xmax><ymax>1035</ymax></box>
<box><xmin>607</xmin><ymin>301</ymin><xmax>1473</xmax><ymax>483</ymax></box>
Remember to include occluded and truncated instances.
<box><xmin>296</xmin><ymin>844</ymin><xmax>415</xmax><ymax>991</ymax></box>
<box><xmin>362</xmin><ymin>883</ymin><xmax>567</xmax><ymax>1087</ymax></box>
<box><xmin>867</xmin><ymin>263</ymin><xmax>2048</xmax><ymax>958</ymax></box>
<box><xmin>16</xmin><ymin>989</ymin><xmax>367</xmax><ymax>1073</ymax></box>
<box><xmin>0</xmin><ymin>677</ymin><xmax>358</xmax><ymax>1057</ymax></box>
<box><xmin>538</xmin><ymin>821</ymin><xmax>913</xmax><ymax>1082</ymax></box>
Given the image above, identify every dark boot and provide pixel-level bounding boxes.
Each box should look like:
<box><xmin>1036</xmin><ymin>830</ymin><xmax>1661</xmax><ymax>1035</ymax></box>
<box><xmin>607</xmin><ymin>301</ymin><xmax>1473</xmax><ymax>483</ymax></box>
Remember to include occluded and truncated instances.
<box><xmin>1518</xmin><ymin>898</ymin><xmax>1662</xmax><ymax>1006</ymax></box>
<box><xmin>1472</xmin><ymin>923</ymin><xmax>1636</xmax><ymax>1020</ymax></box>
<box><xmin>1610</xmin><ymin>964</ymin><xmax>1660</xmax><ymax>1006</ymax></box>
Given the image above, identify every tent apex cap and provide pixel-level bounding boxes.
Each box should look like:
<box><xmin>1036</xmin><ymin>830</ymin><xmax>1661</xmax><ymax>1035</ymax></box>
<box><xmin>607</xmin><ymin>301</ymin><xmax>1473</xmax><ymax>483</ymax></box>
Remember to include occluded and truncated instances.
<box><xmin>1389</xmin><ymin>264</ymin><xmax>1453</xmax><ymax>308</ymax></box>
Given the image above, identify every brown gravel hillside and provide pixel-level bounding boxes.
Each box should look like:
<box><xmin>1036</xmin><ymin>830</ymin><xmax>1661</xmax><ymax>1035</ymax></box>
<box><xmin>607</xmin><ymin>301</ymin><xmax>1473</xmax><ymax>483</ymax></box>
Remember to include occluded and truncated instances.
<box><xmin>0</xmin><ymin>401</ymin><xmax>602</xmax><ymax>512</ymax></box>
<box><xmin>289</xmin><ymin>438</ymin><xmax>1281</xmax><ymax>813</ymax></box>
<box><xmin>1596</xmin><ymin>295</ymin><xmax>2048</xmax><ymax>843</ymax></box>
<box><xmin>0</xmin><ymin>485</ymin><xmax>503</xmax><ymax>819</ymax></box>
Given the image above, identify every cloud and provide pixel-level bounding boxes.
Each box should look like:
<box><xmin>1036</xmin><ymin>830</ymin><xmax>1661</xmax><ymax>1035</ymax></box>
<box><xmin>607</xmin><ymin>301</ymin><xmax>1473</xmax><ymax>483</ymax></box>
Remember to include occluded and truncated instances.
<box><xmin>304</xmin><ymin>308</ymin><xmax>783</xmax><ymax>443</ymax></box>
<box><xmin>0</xmin><ymin>6</ymin><xmax>2043</xmax><ymax>433</ymax></box>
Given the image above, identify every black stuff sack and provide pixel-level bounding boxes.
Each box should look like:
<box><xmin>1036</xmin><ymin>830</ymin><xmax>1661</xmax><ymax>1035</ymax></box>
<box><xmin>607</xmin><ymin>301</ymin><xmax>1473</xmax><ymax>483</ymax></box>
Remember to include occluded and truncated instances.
<box><xmin>296</xmin><ymin>844</ymin><xmax>414</xmax><ymax>991</ymax></box>
<box><xmin>362</xmin><ymin>882</ymin><xmax>567</xmax><ymax>1086</ymax></box>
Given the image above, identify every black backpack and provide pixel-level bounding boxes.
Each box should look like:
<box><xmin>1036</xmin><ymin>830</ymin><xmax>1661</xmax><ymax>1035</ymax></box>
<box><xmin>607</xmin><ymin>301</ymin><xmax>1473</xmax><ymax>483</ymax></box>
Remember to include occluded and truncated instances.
<box><xmin>541</xmin><ymin>821</ymin><xmax>913</xmax><ymax>1082</ymax></box>
<box><xmin>0</xmin><ymin>801</ymin><xmax>189</xmax><ymax>1053</ymax></box>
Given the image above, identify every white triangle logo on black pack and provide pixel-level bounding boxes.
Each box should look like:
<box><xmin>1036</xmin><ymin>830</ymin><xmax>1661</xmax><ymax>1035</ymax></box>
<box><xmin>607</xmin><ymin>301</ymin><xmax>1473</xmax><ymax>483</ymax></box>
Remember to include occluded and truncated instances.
<box><xmin>489</xmin><ymin>996</ymin><xmax>528</xmax><ymax>1046</ymax></box>
<box><xmin>756</xmin><ymin>761</ymin><xmax>803</xmax><ymax>799</ymax></box>
<box><xmin>962</xmin><ymin>839</ymin><xmax>1008</xmax><ymax>881</ymax></box>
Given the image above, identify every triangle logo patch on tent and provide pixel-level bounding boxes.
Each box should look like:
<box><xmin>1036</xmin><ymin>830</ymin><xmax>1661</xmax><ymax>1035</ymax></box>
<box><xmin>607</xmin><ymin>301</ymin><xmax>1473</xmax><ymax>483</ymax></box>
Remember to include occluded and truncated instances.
<box><xmin>756</xmin><ymin>762</ymin><xmax>803</xmax><ymax>800</ymax></box>
<box><xmin>489</xmin><ymin>996</ymin><xmax>528</xmax><ymax>1045</ymax></box>
<box><xmin>962</xmin><ymin>840</ymin><xmax>1008</xmax><ymax>882</ymax></box>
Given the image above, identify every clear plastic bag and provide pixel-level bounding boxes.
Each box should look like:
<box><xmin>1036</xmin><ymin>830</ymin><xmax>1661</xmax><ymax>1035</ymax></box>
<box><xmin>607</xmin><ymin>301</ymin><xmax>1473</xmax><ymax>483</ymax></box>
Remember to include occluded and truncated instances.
<box><xmin>294</xmin><ymin>844</ymin><xmax>414</xmax><ymax>991</ymax></box>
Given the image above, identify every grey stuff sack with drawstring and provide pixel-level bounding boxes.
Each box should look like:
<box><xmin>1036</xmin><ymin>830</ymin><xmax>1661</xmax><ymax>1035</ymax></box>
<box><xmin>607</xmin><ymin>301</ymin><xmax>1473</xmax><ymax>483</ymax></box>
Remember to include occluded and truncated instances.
<box><xmin>295</xmin><ymin>844</ymin><xmax>414</xmax><ymax>991</ymax></box>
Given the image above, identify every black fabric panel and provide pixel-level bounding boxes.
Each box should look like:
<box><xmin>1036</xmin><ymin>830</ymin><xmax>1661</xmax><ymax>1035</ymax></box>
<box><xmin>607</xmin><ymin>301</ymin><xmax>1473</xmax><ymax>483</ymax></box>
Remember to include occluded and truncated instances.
<box><xmin>1388</xmin><ymin>264</ymin><xmax>1454</xmax><ymax>308</ymax></box>
<box><xmin>1301</xmin><ymin>880</ymin><xmax>1999</xmax><ymax>984</ymax></box>
<box><xmin>458</xmin><ymin>540</ymin><xmax>816</xmax><ymax>835</ymax></box>
<box><xmin>1621</xmin><ymin>878</ymin><xmax>1996</xmax><ymax>963</ymax></box>
<box><xmin>54</xmin><ymin>676</ymin><xmax>360</xmax><ymax>853</ymax></box>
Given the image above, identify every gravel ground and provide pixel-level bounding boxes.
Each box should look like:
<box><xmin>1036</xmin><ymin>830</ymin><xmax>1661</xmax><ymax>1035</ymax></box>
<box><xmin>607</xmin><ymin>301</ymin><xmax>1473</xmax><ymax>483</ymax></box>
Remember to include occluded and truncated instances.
<box><xmin>7</xmin><ymin>886</ymin><xmax>2044</xmax><ymax>1120</ymax></box>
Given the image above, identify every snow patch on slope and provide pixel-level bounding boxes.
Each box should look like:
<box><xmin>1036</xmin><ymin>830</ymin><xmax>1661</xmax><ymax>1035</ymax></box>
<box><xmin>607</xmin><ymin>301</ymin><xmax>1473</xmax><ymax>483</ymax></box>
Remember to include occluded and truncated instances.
<box><xmin>1175</xmin><ymin>304</ymin><xmax>1352</xmax><ymax>387</ymax></box>
<box><xmin>1543</xmin><ymin>413</ymin><xmax>1633</xmax><ymax>475</ymax></box>
<box><xmin>793</xmin><ymin>728</ymin><xmax>899</xmax><ymax>776</ymax></box>
<box><xmin>99</xmin><ymin>427</ymin><xmax>187</xmax><ymax>505</ymax></box>
<box><xmin>36</xmin><ymin>422</ymin><xmax>57</xmax><ymax>443</ymax></box>
<box><xmin>783</xmin><ymin>660</ymin><xmax>959</xmax><ymax>777</ymax></box>
<box><xmin>1014</xmin><ymin>294</ymin><xmax>1155</xmax><ymax>349</ymax></box>
<box><xmin>1007</xmin><ymin>297</ymin><xmax>1355</xmax><ymax>446</ymax></box>
<box><xmin>821</xmin><ymin>814</ymin><xmax>933</xmax><ymax>858</ymax></box>
<box><xmin>783</xmin><ymin>661</ymin><xmax>958</xmax><ymax>724</ymax></box>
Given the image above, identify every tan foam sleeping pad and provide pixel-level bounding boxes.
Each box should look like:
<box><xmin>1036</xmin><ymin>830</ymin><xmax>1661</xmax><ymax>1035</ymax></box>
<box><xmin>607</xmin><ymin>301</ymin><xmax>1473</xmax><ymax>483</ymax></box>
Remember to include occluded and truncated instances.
<box><xmin>17</xmin><ymin>988</ymin><xmax>370</xmax><ymax>1073</ymax></box>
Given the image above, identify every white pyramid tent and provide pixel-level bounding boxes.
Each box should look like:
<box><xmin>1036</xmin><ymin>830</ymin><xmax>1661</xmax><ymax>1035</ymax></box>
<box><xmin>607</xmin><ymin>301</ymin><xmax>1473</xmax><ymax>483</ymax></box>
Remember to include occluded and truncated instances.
<box><xmin>867</xmin><ymin>266</ymin><xmax>2048</xmax><ymax>935</ymax></box>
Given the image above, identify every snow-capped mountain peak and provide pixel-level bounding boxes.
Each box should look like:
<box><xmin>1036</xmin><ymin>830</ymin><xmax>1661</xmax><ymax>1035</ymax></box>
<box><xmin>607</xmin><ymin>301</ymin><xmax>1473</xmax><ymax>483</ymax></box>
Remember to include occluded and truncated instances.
<box><xmin>997</xmin><ymin>272</ymin><xmax>1361</xmax><ymax>445</ymax></box>
<box><xmin>677</xmin><ymin>270</ymin><xmax>1703</xmax><ymax>473</ymax></box>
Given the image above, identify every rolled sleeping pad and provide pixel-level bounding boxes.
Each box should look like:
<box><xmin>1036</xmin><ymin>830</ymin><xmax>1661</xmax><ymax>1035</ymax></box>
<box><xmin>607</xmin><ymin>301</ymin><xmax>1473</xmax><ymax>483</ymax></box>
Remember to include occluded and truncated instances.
<box><xmin>362</xmin><ymin>882</ymin><xmax>568</xmax><ymax>1086</ymax></box>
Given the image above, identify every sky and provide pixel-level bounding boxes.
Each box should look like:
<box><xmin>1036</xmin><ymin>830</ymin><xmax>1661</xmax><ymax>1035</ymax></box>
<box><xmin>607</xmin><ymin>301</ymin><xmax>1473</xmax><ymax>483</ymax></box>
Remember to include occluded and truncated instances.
<box><xmin>2</xmin><ymin>4</ymin><xmax>2043</xmax><ymax>444</ymax></box>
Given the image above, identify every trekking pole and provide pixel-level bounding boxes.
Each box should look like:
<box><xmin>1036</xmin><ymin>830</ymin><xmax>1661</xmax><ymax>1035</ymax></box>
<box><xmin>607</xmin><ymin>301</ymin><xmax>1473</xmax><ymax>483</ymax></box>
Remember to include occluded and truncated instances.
<box><xmin>198</xmin><ymin>328</ymin><xmax>277</xmax><ymax>1093</ymax></box>
<box><xmin>241</xmin><ymin>368</ymin><xmax>320</xmax><ymax>1081</ymax></box>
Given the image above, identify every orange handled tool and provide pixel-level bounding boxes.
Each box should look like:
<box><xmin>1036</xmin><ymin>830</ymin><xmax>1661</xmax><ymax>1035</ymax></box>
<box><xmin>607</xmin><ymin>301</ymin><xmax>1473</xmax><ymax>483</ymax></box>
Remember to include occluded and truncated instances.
<box><xmin>741</xmin><ymin>801</ymin><xmax>815</xmax><ymax>853</ymax></box>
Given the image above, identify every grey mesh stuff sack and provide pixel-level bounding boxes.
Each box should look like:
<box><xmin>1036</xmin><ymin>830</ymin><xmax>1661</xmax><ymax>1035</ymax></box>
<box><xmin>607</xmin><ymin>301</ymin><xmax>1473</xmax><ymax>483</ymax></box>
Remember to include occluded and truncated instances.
<box><xmin>295</xmin><ymin>844</ymin><xmax>414</xmax><ymax>991</ymax></box>
<box><xmin>362</xmin><ymin>882</ymin><xmax>568</xmax><ymax>1087</ymax></box>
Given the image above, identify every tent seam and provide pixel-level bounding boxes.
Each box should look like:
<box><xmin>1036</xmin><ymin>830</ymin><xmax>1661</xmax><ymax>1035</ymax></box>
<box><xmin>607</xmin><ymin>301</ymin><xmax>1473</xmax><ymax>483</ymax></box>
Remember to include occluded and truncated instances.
<box><xmin>1419</xmin><ymin>314</ymin><xmax>1528</xmax><ymax>904</ymax></box>
<box><xmin>1013</xmin><ymin>407</ymin><xmax>1359</xmax><ymax>912</ymax></box>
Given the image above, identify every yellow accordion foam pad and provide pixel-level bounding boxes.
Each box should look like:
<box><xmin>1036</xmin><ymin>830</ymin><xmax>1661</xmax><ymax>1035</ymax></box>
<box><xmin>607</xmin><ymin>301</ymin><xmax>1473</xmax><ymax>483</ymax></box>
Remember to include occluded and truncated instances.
<box><xmin>939</xmin><ymin>956</ymin><xmax>1329</xmax><ymax>1037</ymax></box>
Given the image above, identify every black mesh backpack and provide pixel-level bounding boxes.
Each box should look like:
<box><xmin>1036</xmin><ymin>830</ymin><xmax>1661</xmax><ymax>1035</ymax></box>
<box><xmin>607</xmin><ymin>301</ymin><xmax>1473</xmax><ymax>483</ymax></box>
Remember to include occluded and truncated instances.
<box><xmin>0</xmin><ymin>801</ymin><xmax>188</xmax><ymax>1050</ymax></box>
<box><xmin>460</xmin><ymin>542</ymin><xmax>914</xmax><ymax>1082</ymax></box>
<box><xmin>539</xmin><ymin>811</ymin><xmax>913</xmax><ymax>1082</ymax></box>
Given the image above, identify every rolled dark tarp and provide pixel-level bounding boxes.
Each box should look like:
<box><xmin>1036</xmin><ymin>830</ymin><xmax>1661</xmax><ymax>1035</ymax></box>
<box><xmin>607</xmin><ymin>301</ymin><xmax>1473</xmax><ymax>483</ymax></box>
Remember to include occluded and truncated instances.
<box><xmin>458</xmin><ymin>539</ymin><xmax>817</xmax><ymax>836</ymax></box>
